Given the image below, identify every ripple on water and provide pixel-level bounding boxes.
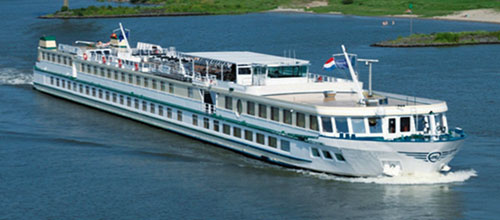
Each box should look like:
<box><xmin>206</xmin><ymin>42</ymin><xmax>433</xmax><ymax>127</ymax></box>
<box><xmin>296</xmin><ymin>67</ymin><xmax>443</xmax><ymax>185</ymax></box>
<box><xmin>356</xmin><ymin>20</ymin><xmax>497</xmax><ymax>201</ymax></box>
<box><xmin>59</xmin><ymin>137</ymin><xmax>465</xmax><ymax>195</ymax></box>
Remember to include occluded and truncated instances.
<box><xmin>0</xmin><ymin>68</ymin><xmax>33</xmax><ymax>85</ymax></box>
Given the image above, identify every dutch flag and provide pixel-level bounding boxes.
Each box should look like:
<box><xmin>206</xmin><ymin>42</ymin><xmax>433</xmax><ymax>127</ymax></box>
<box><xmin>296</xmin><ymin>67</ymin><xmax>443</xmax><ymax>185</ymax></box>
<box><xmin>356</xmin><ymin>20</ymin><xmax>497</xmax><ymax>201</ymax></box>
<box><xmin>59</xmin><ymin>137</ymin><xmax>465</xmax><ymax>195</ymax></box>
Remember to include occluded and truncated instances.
<box><xmin>323</xmin><ymin>57</ymin><xmax>336</xmax><ymax>70</ymax></box>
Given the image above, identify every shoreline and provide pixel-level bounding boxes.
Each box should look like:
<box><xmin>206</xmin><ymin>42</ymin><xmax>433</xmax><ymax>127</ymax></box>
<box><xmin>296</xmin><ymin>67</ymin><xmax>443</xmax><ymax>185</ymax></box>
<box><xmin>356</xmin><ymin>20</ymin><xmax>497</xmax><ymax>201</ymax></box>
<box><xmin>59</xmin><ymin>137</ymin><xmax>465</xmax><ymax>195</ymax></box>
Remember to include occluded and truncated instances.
<box><xmin>39</xmin><ymin>12</ymin><xmax>212</xmax><ymax>19</ymax></box>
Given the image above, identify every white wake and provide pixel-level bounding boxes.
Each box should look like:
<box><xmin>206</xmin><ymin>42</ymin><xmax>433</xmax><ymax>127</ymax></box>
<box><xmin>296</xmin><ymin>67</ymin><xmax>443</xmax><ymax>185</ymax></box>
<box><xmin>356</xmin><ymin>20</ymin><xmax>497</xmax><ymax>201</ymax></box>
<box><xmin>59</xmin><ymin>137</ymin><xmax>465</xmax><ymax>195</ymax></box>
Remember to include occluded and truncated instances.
<box><xmin>0</xmin><ymin>68</ymin><xmax>33</xmax><ymax>85</ymax></box>
<box><xmin>296</xmin><ymin>169</ymin><xmax>477</xmax><ymax>185</ymax></box>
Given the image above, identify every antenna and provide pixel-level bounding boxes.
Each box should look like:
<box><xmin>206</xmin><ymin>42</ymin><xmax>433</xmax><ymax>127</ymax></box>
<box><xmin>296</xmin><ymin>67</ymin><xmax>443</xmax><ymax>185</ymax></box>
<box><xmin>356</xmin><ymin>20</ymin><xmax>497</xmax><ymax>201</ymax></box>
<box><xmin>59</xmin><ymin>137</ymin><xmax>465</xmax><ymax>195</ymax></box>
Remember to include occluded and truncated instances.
<box><xmin>341</xmin><ymin>45</ymin><xmax>365</xmax><ymax>105</ymax></box>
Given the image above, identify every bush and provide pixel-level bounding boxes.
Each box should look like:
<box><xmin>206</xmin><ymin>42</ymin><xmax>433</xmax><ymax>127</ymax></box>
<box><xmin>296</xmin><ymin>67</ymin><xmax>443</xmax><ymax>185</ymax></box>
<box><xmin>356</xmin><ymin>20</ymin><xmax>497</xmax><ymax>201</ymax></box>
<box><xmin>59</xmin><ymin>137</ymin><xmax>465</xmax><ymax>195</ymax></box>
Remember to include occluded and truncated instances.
<box><xmin>342</xmin><ymin>0</ymin><xmax>354</xmax><ymax>5</ymax></box>
<box><xmin>61</xmin><ymin>6</ymin><xmax>69</xmax><ymax>12</ymax></box>
<box><xmin>435</xmin><ymin>32</ymin><xmax>459</xmax><ymax>42</ymax></box>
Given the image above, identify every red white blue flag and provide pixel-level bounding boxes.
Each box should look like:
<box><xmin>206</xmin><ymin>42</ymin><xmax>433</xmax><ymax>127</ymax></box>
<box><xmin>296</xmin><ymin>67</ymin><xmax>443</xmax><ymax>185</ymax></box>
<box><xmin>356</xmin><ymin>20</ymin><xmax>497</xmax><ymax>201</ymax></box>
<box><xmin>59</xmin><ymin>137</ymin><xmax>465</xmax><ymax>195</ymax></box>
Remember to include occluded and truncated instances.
<box><xmin>323</xmin><ymin>57</ymin><xmax>336</xmax><ymax>70</ymax></box>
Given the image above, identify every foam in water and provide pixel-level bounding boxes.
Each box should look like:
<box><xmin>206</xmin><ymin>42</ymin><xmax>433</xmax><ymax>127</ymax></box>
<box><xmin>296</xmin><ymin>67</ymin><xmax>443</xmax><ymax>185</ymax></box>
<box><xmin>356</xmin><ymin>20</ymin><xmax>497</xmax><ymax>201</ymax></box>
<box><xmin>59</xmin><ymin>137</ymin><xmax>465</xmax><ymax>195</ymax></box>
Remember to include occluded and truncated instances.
<box><xmin>296</xmin><ymin>169</ymin><xmax>477</xmax><ymax>185</ymax></box>
<box><xmin>0</xmin><ymin>68</ymin><xmax>33</xmax><ymax>85</ymax></box>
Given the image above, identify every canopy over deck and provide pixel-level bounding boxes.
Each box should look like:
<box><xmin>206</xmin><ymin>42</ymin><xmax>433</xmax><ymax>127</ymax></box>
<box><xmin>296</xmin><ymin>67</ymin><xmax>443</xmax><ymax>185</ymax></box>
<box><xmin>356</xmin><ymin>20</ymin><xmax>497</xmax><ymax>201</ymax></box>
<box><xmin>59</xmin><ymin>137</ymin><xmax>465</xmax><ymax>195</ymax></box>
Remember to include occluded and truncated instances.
<box><xmin>184</xmin><ymin>51</ymin><xmax>309</xmax><ymax>66</ymax></box>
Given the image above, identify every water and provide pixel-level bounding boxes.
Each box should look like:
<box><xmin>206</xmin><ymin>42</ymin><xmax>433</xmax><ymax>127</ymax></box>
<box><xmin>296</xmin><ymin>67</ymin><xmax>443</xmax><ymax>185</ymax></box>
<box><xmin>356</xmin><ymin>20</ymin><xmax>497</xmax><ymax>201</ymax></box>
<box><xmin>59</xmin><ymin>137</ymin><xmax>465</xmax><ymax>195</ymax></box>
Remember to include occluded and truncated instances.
<box><xmin>1</xmin><ymin>0</ymin><xmax>499</xmax><ymax>219</ymax></box>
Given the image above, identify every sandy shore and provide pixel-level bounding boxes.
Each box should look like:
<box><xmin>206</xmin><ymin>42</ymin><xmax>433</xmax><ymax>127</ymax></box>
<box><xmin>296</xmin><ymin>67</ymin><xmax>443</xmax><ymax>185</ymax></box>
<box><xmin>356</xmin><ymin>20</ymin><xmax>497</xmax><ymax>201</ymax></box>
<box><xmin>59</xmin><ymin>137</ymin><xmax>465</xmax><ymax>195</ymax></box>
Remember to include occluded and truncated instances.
<box><xmin>433</xmin><ymin>9</ymin><xmax>500</xmax><ymax>24</ymax></box>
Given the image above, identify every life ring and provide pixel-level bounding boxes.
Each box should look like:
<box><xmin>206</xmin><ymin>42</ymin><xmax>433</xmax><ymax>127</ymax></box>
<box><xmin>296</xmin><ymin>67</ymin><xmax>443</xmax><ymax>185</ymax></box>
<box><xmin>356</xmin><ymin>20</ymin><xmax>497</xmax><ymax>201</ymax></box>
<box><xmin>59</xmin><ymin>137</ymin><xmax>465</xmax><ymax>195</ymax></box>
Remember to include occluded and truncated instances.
<box><xmin>118</xmin><ymin>59</ymin><xmax>122</xmax><ymax>68</ymax></box>
<box><xmin>102</xmin><ymin>56</ymin><xmax>106</xmax><ymax>64</ymax></box>
<box><xmin>83</xmin><ymin>53</ymin><xmax>88</xmax><ymax>61</ymax></box>
<box><xmin>317</xmin><ymin>76</ymin><xmax>323</xmax><ymax>82</ymax></box>
<box><xmin>134</xmin><ymin>63</ymin><xmax>139</xmax><ymax>71</ymax></box>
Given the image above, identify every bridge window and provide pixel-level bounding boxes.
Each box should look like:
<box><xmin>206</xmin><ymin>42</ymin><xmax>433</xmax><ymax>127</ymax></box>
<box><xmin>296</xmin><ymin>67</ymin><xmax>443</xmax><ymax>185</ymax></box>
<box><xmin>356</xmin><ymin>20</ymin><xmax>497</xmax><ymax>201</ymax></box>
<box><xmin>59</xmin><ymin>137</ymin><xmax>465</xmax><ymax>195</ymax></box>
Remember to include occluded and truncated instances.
<box><xmin>321</xmin><ymin>116</ymin><xmax>333</xmax><ymax>133</ymax></box>
<box><xmin>351</xmin><ymin>118</ymin><xmax>366</xmax><ymax>133</ymax></box>
<box><xmin>267</xmin><ymin>66</ymin><xmax>308</xmax><ymax>78</ymax></box>
<box><xmin>400</xmin><ymin>117</ymin><xmax>410</xmax><ymax>132</ymax></box>
<box><xmin>335</xmin><ymin>117</ymin><xmax>348</xmax><ymax>133</ymax></box>
<box><xmin>368</xmin><ymin>117</ymin><xmax>382</xmax><ymax>133</ymax></box>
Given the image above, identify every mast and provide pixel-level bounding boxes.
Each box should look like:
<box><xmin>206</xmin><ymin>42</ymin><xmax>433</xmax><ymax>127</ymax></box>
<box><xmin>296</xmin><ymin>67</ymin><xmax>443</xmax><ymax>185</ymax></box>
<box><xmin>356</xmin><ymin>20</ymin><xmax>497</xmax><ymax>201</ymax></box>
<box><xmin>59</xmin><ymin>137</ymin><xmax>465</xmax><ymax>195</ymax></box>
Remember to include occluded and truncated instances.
<box><xmin>341</xmin><ymin>45</ymin><xmax>365</xmax><ymax>104</ymax></box>
<box><xmin>119</xmin><ymin>23</ymin><xmax>131</xmax><ymax>52</ymax></box>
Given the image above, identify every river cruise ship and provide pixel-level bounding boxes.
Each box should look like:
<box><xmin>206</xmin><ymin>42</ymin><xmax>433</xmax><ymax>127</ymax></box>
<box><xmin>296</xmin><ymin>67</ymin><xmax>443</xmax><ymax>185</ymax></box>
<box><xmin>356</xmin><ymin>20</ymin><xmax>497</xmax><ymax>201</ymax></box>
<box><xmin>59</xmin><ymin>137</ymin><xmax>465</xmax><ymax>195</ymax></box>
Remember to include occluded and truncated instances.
<box><xmin>33</xmin><ymin>24</ymin><xmax>465</xmax><ymax>177</ymax></box>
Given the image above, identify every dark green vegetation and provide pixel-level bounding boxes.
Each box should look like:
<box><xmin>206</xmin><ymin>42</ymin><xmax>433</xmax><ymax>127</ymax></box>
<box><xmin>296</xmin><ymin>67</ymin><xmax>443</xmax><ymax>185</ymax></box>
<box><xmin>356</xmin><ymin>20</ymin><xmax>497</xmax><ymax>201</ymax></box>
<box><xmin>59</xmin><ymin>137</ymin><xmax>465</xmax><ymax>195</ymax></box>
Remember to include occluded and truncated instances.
<box><xmin>45</xmin><ymin>0</ymin><xmax>500</xmax><ymax>18</ymax></box>
<box><xmin>372</xmin><ymin>30</ymin><xmax>500</xmax><ymax>47</ymax></box>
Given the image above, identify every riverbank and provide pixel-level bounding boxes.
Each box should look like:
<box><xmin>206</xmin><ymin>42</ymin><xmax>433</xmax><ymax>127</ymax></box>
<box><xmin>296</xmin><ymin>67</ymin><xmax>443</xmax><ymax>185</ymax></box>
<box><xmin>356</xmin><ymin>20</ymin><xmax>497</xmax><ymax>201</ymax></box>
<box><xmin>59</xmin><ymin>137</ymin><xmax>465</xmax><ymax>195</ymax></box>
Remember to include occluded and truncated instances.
<box><xmin>372</xmin><ymin>30</ymin><xmax>500</xmax><ymax>47</ymax></box>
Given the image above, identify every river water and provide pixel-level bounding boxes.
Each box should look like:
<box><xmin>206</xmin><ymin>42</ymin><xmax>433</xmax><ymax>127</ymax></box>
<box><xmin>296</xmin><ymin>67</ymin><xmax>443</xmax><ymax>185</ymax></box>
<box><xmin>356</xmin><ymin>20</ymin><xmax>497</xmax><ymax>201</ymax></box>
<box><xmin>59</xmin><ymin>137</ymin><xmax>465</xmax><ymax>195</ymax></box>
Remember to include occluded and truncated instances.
<box><xmin>1</xmin><ymin>0</ymin><xmax>499</xmax><ymax>219</ymax></box>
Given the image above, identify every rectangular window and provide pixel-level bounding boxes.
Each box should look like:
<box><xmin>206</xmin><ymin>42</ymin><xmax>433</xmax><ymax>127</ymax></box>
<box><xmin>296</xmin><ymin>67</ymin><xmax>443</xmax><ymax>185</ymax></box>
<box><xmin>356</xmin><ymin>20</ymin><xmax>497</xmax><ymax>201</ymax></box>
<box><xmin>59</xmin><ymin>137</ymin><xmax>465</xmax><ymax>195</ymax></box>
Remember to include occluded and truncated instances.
<box><xmin>167</xmin><ymin>108</ymin><xmax>172</xmax><ymax>118</ymax></box>
<box><xmin>283</xmin><ymin>109</ymin><xmax>292</xmax><ymax>124</ymax></box>
<box><xmin>50</xmin><ymin>76</ymin><xmax>54</xmax><ymax>85</ymax></box>
<box><xmin>335</xmin><ymin>153</ymin><xmax>346</xmax><ymax>161</ymax></box>
<box><xmin>79</xmin><ymin>84</ymin><xmax>83</xmax><ymax>93</ymax></box>
<box><xmin>150</xmin><ymin>103</ymin><xmax>155</xmax><ymax>113</ymax></box>
<box><xmin>121</xmin><ymin>72</ymin><xmax>125</xmax><ymax>82</ymax></box>
<box><xmin>114</xmin><ymin>70</ymin><xmax>118</xmax><ymax>80</ymax></box>
<box><xmin>389</xmin><ymin>118</ymin><xmax>396</xmax><ymax>133</ymax></box>
<box><xmin>119</xmin><ymin>95</ymin><xmax>124</xmax><ymax>105</ymax></box>
<box><xmin>85</xmin><ymin>86</ymin><xmax>89</xmax><ymax>95</ymax></box>
<box><xmin>106</xmin><ymin>68</ymin><xmax>111</xmax><ymax>78</ymax></box>
<box><xmin>56</xmin><ymin>78</ymin><xmax>60</xmax><ymax>87</ymax></box>
<box><xmin>233</xmin><ymin>127</ymin><xmax>241</xmax><ymax>138</ymax></box>
<box><xmin>203</xmin><ymin>117</ymin><xmax>209</xmax><ymax>129</ymax></box>
<box><xmin>61</xmin><ymin>80</ymin><xmax>65</xmax><ymax>88</ymax></box>
<box><xmin>351</xmin><ymin>118</ymin><xmax>366</xmax><ymax>133</ymax></box>
<box><xmin>158</xmin><ymin>105</ymin><xmax>164</xmax><ymax>116</ymax></box>
<box><xmin>321</xmin><ymin>116</ymin><xmax>333</xmax><ymax>133</ymax></box>
<box><xmin>296</xmin><ymin>112</ymin><xmax>305</xmax><ymax>128</ymax></box>
<box><xmin>271</xmin><ymin>107</ymin><xmax>279</xmax><ymax>122</ymax></box>
<box><xmin>247</xmin><ymin>101</ymin><xmax>255</xmax><ymax>115</ymax></box>
<box><xmin>256</xmin><ymin>133</ymin><xmax>265</xmax><ymax>145</ymax></box>
<box><xmin>244</xmin><ymin>130</ymin><xmax>253</xmax><ymax>141</ymax></box>
<box><xmin>91</xmin><ymin>87</ymin><xmax>96</xmax><ymax>97</ymax></box>
<box><xmin>280</xmin><ymin>140</ymin><xmax>290</xmax><ymax>152</ymax></box>
<box><xmin>127</xmin><ymin>97</ymin><xmax>131</xmax><ymax>106</ymax></box>
<box><xmin>400</xmin><ymin>117</ymin><xmax>410</xmax><ymax>132</ymax></box>
<box><xmin>192</xmin><ymin>114</ymin><xmax>198</xmax><ymax>126</ymax></box>
<box><xmin>310</xmin><ymin>115</ymin><xmax>319</xmax><ymax>131</ymax></box>
<box><xmin>225</xmin><ymin>96</ymin><xmax>233</xmax><ymax>110</ymax></box>
<box><xmin>415</xmin><ymin>115</ymin><xmax>427</xmax><ymax>132</ymax></box>
<box><xmin>258</xmin><ymin>104</ymin><xmax>267</xmax><ymax>118</ymax></box>
<box><xmin>335</xmin><ymin>117</ymin><xmax>349</xmax><ymax>133</ymax></box>
<box><xmin>161</xmin><ymin>81</ymin><xmax>166</xmax><ymax>91</ymax></box>
<box><xmin>134</xmin><ymin>99</ymin><xmax>139</xmax><ymax>109</ymax></box>
<box><xmin>188</xmin><ymin>87</ymin><xmax>193</xmax><ymax>98</ymax></box>
<box><xmin>128</xmin><ymin>74</ymin><xmax>133</xmax><ymax>84</ymax></box>
<box><xmin>152</xmin><ymin>79</ymin><xmax>157</xmax><ymax>89</ymax></box>
<box><xmin>322</xmin><ymin>150</ymin><xmax>333</xmax><ymax>159</ymax></box>
<box><xmin>268</xmin><ymin>136</ymin><xmax>277</xmax><ymax>148</ymax></box>
<box><xmin>142</xmin><ymin>101</ymin><xmax>147</xmax><ymax>111</ymax></box>
<box><xmin>67</xmin><ymin>81</ymin><xmax>71</xmax><ymax>90</ymax></box>
<box><xmin>73</xmin><ymin>82</ymin><xmax>77</xmax><ymax>91</ymax></box>
<box><xmin>112</xmin><ymin>93</ymin><xmax>117</xmax><ymax>103</ymax></box>
<box><xmin>368</xmin><ymin>117</ymin><xmax>383</xmax><ymax>133</ymax></box>
<box><xmin>177</xmin><ymin>110</ymin><xmax>182</xmax><ymax>121</ymax></box>
<box><xmin>311</xmin><ymin>148</ymin><xmax>321</xmax><ymax>157</ymax></box>
<box><xmin>136</xmin><ymin>76</ymin><xmax>141</xmax><ymax>86</ymax></box>
<box><xmin>169</xmin><ymin>83</ymin><xmax>174</xmax><ymax>93</ymax></box>
<box><xmin>144</xmin><ymin>78</ymin><xmax>149</xmax><ymax>88</ymax></box>
<box><xmin>223</xmin><ymin>124</ymin><xmax>231</xmax><ymax>135</ymax></box>
<box><xmin>213</xmin><ymin>120</ymin><xmax>219</xmax><ymax>131</ymax></box>
<box><xmin>105</xmin><ymin>91</ymin><xmax>110</xmax><ymax>100</ymax></box>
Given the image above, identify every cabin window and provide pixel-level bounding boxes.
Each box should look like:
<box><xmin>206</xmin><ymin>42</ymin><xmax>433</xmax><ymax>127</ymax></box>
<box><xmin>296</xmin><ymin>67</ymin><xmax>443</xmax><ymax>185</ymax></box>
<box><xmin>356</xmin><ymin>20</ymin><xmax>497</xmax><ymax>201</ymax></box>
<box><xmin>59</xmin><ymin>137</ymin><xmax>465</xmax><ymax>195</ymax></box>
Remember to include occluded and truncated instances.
<box><xmin>161</xmin><ymin>81</ymin><xmax>166</xmax><ymax>91</ymax></box>
<box><xmin>111</xmin><ymin>93</ymin><xmax>116</xmax><ymax>103</ymax></box>
<box><xmin>283</xmin><ymin>109</ymin><xmax>292</xmax><ymax>124</ymax></box>
<box><xmin>223</xmin><ymin>124</ymin><xmax>231</xmax><ymax>135</ymax></box>
<box><xmin>310</xmin><ymin>115</ymin><xmax>319</xmax><ymax>131</ymax></box>
<box><xmin>81</xmin><ymin>64</ymin><xmax>85</xmax><ymax>73</ymax></box>
<box><xmin>57</xmin><ymin>55</ymin><xmax>61</xmax><ymax>63</ymax></box>
<box><xmin>213</xmin><ymin>120</ymin><xmax>219</xmax><ymax>131</ymax></box>
<box><xmin>192</xmin><ymin>114</ymin><xmax>198</xmax><ymax>126</ymax></box>
<box><xmin>119</xmin><ymin>95</ymin><xmax>124</xmax><ymax>105</ymax></box>
<box><xmin>158</xmin><ymin>105</ymin><xmax>163</xmax><ymax>116</ymax></box>
<box><xmin>335</xmin><ymin>153</ymin><xmax>346</xmax><ymax>161</ymax></box>
<box><xmin>85</xmin><ymin>86</ymin><xmax>89</xmax><ymax>95</ymax></box>
<box><xmin>121</xmin><ymin>72</ymin><xmax>125</xmax><ymax>82</ymax></box>
<box><xmin>142</xmin><ymin>101</ymin><xmax>147</xmax><ymax>111</ymax></box>
<box><xmin>152</xmin><ymin>79</ymin><xmax>157</xmax><ymax>89</ymax></box>
<box><xmin>67</xmin><ymin>81</ymin><xmax>71</xmax><ymax>90</ymax></box>
<box><xmin>144</xmin><ymin>78</ymin><xmax>149</xmax><ymax>88</ymax></box>
<box><xmin>268</xmin><ymin>136</ymin><xmax>277</xmax><ymax>148</ymax></box>
<box><xmin>267</xmin><ymin>66</ymin><xmax>308</xmax><ymax>78</ymax></box>
<box><xmin>126</xmin><ymin>97</ymin><xmax>131</xmax><ymax>106</ymax></box>
<box><xmin>388</xmin><ymin>118</ymin><xmax>396</xmax><ymax>133</ymax></box>
<box><xmin>169</xmin><ymin>83</ymin><xmax>174</xmax><ymax>93</ymax></box>
<box><xmin>415</xmin><ymin>115</ymin><xmax>428</xmax><ymax>132</ymax></box>
<box><xmin>150</xmin><ymin>103</ymin><xmax>155</xmax><ymax>113</ymax></box>
<box><xmin>69</xmin><ymin>59</ymin><xmax>72</xmax><ymax>66</ymax></box>
<box><xmin>63</xmin><ymin>57</ymin><xmax>67</xmax><ymax>65</ymax></box>
<box><xmin>225</xmin><ymin>96</ymin><xmax>232</xmax><ymax>110</ymax></box>
<box><xmin>91</xmin><ymin>87</ymin><xmax>96</xmax><ymax>97</ymax></box>
<box><xmin>351</xmin><ymin>118</ymin><xmax>366</xmax><ymax>133</ymax></box>
<box><xmin>335</xmin><ymin>117</ymin><xmax>349</xmax><ymax>133</ymax></box>
<box><xmin>322</xmin><ymin>150</ymin><xmax>333</xmax><ymax>160</ymax></box>
<box><xmin>296</xmin><ymin>112</ymin><xmax>305</xmax><ymax>128</ymax></box>
<box><xmin>114</xmin><ymin>70</ymin><xmax>118</xmax><ymax>80</ymax></box>
<box><xmin>50</xmin><ymin>76</ymin><xmax>54</xmax><ymax>85</ymax></box>
<box><xmin>247</xmin><ymin>101</ymin><xmax>255</xmax><ymax>115</ymax></box>
<box><xmin>311</xmin><ymin>148</ymin><xmax>321</xmax><ymax>157</ymax></box>
<box><xmin>245</xmin><ymin>130</ymin><xmax>253</xmax><ymax>141</ymax></box>
<box><xmin>271</xmin><ymin>107</ymin><xmax>279</xmax><ymax>122</ymax></box>
<box><xmin>177</xmin><ymin>110</ymin><xmax>182</xmax><ymax>121</ymax></box>
<box><xmin>368</xmin><ymin>117</ymin><xmax>383</xmax><ymax>133</ymax></box>
<box><xmin>233</xmin><ymin>127</ymin><xmax>241</xmax><ymax>138</ymax></box>
<box><xmin>56</xmin><ymin>78</ymin><xmax>60</xmax><ymax>87</ymax></box>
<box><xmin>203</xmin><ymin>117</ymin><xmax>209</xmax><ymax>129</ymax></box>
<box><xmin>136</xmin><ymin>76</ymin><xmax>141</xmax><ymax>86</ymax></box>
<box><xmin>321</xmin><ymin>116</ymin><xmax>333</xmax><ymax>133</ymax></box>
<box><xmin>134</xmin><ymin>99</ymin><xmax>139</xmax><ymax>109</ymax></box>
<box><xmin>79</xmin><ymin>84</ymin><xmax>83</xmax><ymax>93</ymax></box>
<box><xmin>61</xmin><ymin>80</ymin><xmax>65</xmax><ymax>88</ymax></box>
<box><xmin>42</xmin><ymin>52</ymin><xmax>46</xmax><ymax>60</ymax></box>
<box><xmin>167</xmin><ymin>108</ymin><xmax>172</xmax><ymax>118</ymax></box>
<box><xmin>73</xmin><ymin>82</ymin><xmax>77</xmax><ymax>91</ymax></box>
<box><xmin>256</xmin><ymin>133</ymin><xmax>265</xmax><ymax>145</ymax></box>
<box><xmin>280</xmin><ymin>140</ymin><xmax>290</xmax><ymax>152</ymax></box>
<box><xmin>128</xmin><ymin>74</ymin><xmax>133</xmax><ymax>84</ymax></box>
<box><xmin>258</xmin><ymin>104</ymin><xmax>267</xmax><ymax>118</ymax></box>
<box><xmin>239</xmin><ymin>67</ymin><xmax>251</xmax><ymax>75</ymax></box>
<box><xmin>236</xmin><ymin>99</ymin><xmax>242</xmax><ymax>116</ymax></box>
<box><xmin>400</xmin><ymin>117</ymin><xmax>410</xmax><ymax>132</ymax></box>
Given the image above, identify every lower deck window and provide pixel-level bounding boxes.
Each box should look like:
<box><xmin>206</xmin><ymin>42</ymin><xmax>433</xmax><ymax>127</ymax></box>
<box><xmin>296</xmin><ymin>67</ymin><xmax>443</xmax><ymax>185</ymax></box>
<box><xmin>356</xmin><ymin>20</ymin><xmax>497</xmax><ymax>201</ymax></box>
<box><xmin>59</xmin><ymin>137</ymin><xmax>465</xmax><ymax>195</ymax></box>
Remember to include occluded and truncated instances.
<box><xmin>311</xmin><ymin>148</ymin><xmax>321</xmax><ymax>157</ymax></box>
<box><xmin>158</xmin><ymin>105</ymin><xmax>163</xmax><ymax>116</ymax></box>
<box><xmin>167</xmin><ymin>108</ymin><xmax>172</xmax><ymax>118</ymax></box>
<box><xmin>177</xmin><ymin>110</ymin><xmax>182</xmax><ymax>121</ymax></box>
<box><xmin>233</xmin><ymin>127</ymin><xmax>241</xmax><ymax>138</ymax></box>
<box><xmin>142</xmin><ymin>101</ymin><xmax>147</xmax><ymax>111</ymax></box>
<box><xmin>256</xmin><ymin>133</ymin><xmax>265</xmax><ymax>145</ymax></box>
<box><xmin>322</xmin><ymin>150</ymin><xmax>333</xmax><ymax>159</ymax></box>
<box><xmin>213</xmin><ymin>120</ymin><xmax>219</xmax><ymax>131</ymax></box>
<box><xmin>335</xmin><ymin>153</ymin><xmax>346</xmax><ymax>161</ymax></box>
<box><xmin>244</xmin><ymin>130</ymin><xmax>253</xmax><ymax>141</ymax></box>
<box><xmin>268</xmin><ymin>136</ymin><xmax>277</xmax><ymax>148</ymax></box>
<box><xmin>280</xmin><ymin>140</ymin><xmax>290</xmax><ymax>152</ymax></box>
<box><xmin>150</xmin><ymin>103</ymin><xmax>155</xmax><ymax>113</ymax></box>
<box><xmin>203</xmin><ymin>117</ymin><xmax>209</xmax><ymax>128</ymax></box>
<box><xmin>192</xmin><ymin>114</ymin><xmax>198</xmax><ymax>126</ymax></box>
<box><xmin>223</xmin><ymin>124</ymin><xmax>230</xmax><ymax>135</ymax></box>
